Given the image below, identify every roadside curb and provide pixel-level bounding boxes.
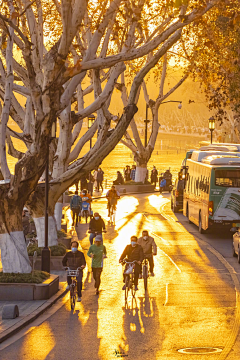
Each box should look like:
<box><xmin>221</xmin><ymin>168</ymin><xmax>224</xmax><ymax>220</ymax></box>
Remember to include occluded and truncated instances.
<box><xmin>0</xmin><ymin>286</ymin><xmax>68</xmax><ymax>344</ymax></box>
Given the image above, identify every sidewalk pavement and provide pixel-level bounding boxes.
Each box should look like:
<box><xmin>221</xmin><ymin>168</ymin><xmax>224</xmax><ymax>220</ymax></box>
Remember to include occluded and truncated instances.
<box><xmin>0</xmin><ymin>271</ymin><xmax>67</xmax><ymax>344</ymax></box>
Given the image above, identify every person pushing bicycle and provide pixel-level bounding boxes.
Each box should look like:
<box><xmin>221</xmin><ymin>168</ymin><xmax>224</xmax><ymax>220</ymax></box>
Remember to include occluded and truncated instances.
<box><xmin>119</xmin><ymin>236</ymin><xmax>144</xmax><ymax>291</ymax></box>
<box><xmin>137</xmin><ymin>230</ymin><xmax>157</xmax><ymax>277</ymax></box>
<box><xmin>106</xmin><ymin>185</ymin><xmax>120</xmax><ymax>217</ymax></box>
<box><xmin>62</xmin><ymin>240</ymin><xmax>86</xmax><ymax>302</ymax></box>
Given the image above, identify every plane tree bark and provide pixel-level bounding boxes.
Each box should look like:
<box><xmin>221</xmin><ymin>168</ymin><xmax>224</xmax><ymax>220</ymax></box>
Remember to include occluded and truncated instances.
<box><xmin>0</xmin><ymin>0</ymin><xmax>221</xmax><ymax>271</ymax></box>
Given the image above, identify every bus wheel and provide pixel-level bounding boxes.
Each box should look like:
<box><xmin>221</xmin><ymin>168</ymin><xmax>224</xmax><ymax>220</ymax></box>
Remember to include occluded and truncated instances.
<box><xmin>233</xmin><ymin>243</ymin><xmax>237</xmax><ymax>257</ymax></box>
<box><xmin>186</xmin><ymin>204</ymin><xmax>192</xmax><ymax>224</ymax></box>
<box><xmin>199</xmin><ymin>213</ymin><xmax>205</xmax><ymax>234</ymax></box>
<box><xmin>238</xmin><ymin>247</ymin><xmax>240</xmax><ymax>264</ymax></box>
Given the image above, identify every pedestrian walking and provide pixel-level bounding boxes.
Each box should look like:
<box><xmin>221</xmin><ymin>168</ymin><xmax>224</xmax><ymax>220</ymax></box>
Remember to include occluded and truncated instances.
<box><xmin>151</xmin><ymin>166</ymin><xmax>158</xmax><ymax>187</ymax></box>
<box><xmin>113</xmin><ymin>171</ymin><xmax>124</xmax><ymax>185</ymax></box>
<box><xmin>87</xmin><ymin>235</ymin><xmax>107</xmax><ymax>295</ymax></box>
<box><xmin>130</xmin><ymin>165</ymin><xmax>136</xmax><ymax>181</ymax></box>
<box><xmin>97</xmin><ymin>168</ymin><xmax>104</xmax><ymax>191</ymax></box>
<box><xmin>88</xmin><ymin>172</ymin><xmax>94</xmax><ymax>196</ymax></box>
<box><xmin>124</xmin><ymin>165</ymin><xmax>131</xmax><ymax>182</ymax></box>
<box><xmin>93</xmin><ymin>169</ymin><xmax>98</xmax><ymax>190</ymax></box>
<box><xmin>70</xmin><ymin>191</ymin><xmax>82</xmax><ymax>226</ymax></box>
<box><xmin>80</xmin><ymin>175</ymin><xmax>88</xmax><ymax>191</ymax></box>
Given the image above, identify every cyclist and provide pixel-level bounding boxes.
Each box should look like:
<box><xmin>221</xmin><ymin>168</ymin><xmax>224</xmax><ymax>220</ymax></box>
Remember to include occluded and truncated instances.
<box><xmin>62</xmin><ymin>240</ymin><xmax>86</xmax><ymax>302</ymax></box>
<box><xmin>137</xmin><ymin>230</ymin><xmax>157</xmax><ymax>277</ymax></box>
<box><xmin>106</xmin><ymin>185</ymin><xmax>120</xmax><ymax>217</ymax></box>
<box><xmin>80</xmin><ymin>189</ymin><xmax>92</xmax><ymax>217</ymax></box>
<box><xmin>87</xmin><ymin>235</ymin><xmax>107</xmax><ymax>295</ymax></box>
<box><xmin>119</xmin><ymin>236</ymin><xmax>144</xmax><ymax>291</ymax></box>
<box><xmin>89</xmin><ymin>212</ymin><xmax>106</xmax><ymax>245</ymax></box>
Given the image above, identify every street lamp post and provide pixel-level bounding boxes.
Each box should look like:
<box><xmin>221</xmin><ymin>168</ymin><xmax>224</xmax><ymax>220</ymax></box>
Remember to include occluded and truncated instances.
<box><xmin>87</xmin><ymin>114</ymin><xmax>96</xmax><ymax>195</ymax></box>
<box><xmin>144</xmin><ymin>105</ymin><xmax>150</xmax><ymax>148</ymax></box>
<box><xmin>41</xmin><ymin>120</ymin><xmax>57</xmax><ymax>273</ymax></box>
<box><xmin>88</xmin><ymin>114</ymin><xmax>96</xmax><ymax>149</ymax></box>
<box><xmin>144</xmin><ymin>100</ymin><xmax>182</xmax><ymax>147</ymax></box>
<box><xmin>208</xmin><ymin>116</ymin><xmax>215</xmax><ymax>144</ymax></box>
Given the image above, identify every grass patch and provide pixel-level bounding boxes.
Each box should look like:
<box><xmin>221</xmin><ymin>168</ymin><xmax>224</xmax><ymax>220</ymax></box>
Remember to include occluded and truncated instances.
<box><xmin>27</xmin><ymin>242</ymin><xmax>67</xmax><ymax>256</ymax></box>
<box><xmin>0</xmin><ymin>270</ymin><xmax>50</xmax><ymax>284</ymax></box>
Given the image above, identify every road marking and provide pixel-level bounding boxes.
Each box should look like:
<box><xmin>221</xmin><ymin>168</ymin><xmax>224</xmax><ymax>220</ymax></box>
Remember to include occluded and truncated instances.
<box><xmin>159</xmin><ymin>197</ymin><xmax>240</xmax><ymax>360</ymax></box>
<box><xmin>164</xmin><ymin>283</ymin><xmax>169</xmax><ymax>306</ymax></box>
<box><xmin>142</xmin><ymin>212</ymin><xmax>181</xmax><ymax>272</ymax></box>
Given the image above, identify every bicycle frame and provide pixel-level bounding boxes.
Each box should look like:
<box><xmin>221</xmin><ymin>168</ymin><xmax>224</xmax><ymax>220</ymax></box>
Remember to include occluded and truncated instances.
<box><xmin>66</xmin><ymin>268</ymin><xmax>79</xmax><ymax>310</ymax></box>
<box><xmin>142</xmin><ymin>258</ymin><xmax>149</xmax><ymax>291</ymax></box>
<box><xmin>122</xmin><ymin>260</ymin><xmax>137</xmax><ymax>307</ymax></box>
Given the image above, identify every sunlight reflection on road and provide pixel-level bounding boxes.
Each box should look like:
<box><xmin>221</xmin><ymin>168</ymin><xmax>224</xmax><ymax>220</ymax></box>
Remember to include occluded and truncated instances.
<box><xmin>19</xmin><ymin>323</ymin><xmax>55</xmax><ymax>360</ymax></box>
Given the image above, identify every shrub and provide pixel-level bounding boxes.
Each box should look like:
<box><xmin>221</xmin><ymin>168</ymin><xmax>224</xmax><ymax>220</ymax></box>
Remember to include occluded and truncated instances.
<box><xmin>27</xmin><ymin>243</ymin><xmax>67</xmax><ymax>256</ymax></box>
<box><xmin>57</xmin><ymin>229</ymin><xmax>68</xmax><ymax>238</ymax></box>
<box><xmin>124</xmin><ymin>181</ymin><xmax>144</xmax><ymax>185</ymax></box>
<box><xmin>0</xmin><ymin>271</ymin><xmax>50</xmax><ymax>284</ymax></box>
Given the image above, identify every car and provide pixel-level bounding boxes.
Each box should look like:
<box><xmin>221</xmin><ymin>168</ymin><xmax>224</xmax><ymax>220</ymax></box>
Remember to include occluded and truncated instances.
<box><xmin>232</xmin><ymin>224</ymin><xmax>240</xmax><ymax>262</ymax></box>
<box><xmin>171</xmin><ymin>179</ymin><xmax>185</xmax><ymax>213</ymax></box>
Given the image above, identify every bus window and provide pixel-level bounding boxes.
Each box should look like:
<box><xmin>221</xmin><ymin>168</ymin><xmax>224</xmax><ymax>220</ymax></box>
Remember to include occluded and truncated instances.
<box><xmin>215</xmin><ymin>170</ymin><xmax>240</xmax><ymax>187</ymax></box>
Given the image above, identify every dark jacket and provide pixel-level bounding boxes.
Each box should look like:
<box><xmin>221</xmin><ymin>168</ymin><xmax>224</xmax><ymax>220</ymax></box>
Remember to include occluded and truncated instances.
<box><xmin>151</xmin><ymin>169</ymin><xmax>158</xmax><ymax>183</ymax></box>
<box><xmin>113</xmin><ymin>173</ymin><xmax>124</xmax><ymax>185</ymax></box>
<box><xmin>119</xmin><ymin>244</ymin><xmax>144</xmax><ymax>263</ymax></box>
<box><xmin>62</xmin><ymin>250</ymin><xmax>86</xmax><ymax>270</ymax></box>
<box><xmin>97</xmin><ymin>170</ymin><xmax>104</xmax><ymax>181</ymax></box>
<box><xmin>89</xmin><ymin>216</ymin><xmax>106</xmax><ymax>232</ymax></box>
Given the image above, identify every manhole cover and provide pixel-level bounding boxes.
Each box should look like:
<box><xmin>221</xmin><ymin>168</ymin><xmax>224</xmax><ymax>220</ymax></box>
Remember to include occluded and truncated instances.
<box><xmin>178</xmin><ymin>347</ymin><xmax>222</xmax><ymax>354</ymax></box>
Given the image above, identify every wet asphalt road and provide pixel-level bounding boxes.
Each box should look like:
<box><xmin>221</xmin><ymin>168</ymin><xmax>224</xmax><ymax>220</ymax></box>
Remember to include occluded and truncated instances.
<box><xmin>1</xmin><ymin>193</ymin><xmax>240</xmax><ymax>360</ymax></box>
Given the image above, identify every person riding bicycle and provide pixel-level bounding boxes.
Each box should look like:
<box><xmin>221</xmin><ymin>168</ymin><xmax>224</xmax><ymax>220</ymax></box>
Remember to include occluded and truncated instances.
<box><xmin>119</xmin><ymin>236</ymin><xmax>144</xmax><ymax>291</ymax></box>
<box><xmin>80</xmin><ymin>189</ymin><xmax>92</xmax><ymax>216</ymax></box>
<box><xmin>87</xmin><ymin>235</ymin><xmax>107</xmax><ymax>295</ymax></box>
<box><xmin>62</xmin><ymin>240</ymin><xmax>86</xmax><ymax>302</ymax></box>
<box><xmin>106</xmin><ymin>185</ymin><xmax>120</xmax><ymax>217</ymax></box>
<box><xmin>137</xmin><ymin>230</ymin><xmax>157</xmax><ymax>277</ymax></box>
<box><xmin>89</xmin><ymin>212</ymin><xmax>106</xmax><ymax>245</ymax></box>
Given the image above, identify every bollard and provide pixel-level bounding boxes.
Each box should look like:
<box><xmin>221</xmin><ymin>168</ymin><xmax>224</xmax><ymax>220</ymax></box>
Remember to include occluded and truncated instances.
<box><xmin>2</xmin><ymin>304</ymin><xmax>19</xmax><ymax>319</ymax></box>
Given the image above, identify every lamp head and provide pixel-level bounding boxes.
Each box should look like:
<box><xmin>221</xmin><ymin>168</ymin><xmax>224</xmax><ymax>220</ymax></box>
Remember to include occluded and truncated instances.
<box><xmin>88</xmin><ymin>114</ymin><xmax>96</xmax><ymax>128</ymax></box>
<box><xmin>208</xmin><ymin>116</ymin><xmax>215</xmax><ymax>130</ymax></box>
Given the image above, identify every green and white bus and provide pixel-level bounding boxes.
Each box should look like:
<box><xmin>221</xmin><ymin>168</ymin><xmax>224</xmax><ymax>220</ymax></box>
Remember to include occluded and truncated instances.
<box><xmin>183</xmin><ymin>148</ymin><xmax>240</xmax><ymax>233</ymax></box>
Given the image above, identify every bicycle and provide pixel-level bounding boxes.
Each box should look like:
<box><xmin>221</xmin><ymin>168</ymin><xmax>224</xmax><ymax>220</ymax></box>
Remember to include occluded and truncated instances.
<box><xmin>107</xmin><ymin>198</ymin><xmax>119</xmax><ymax>225</ymax></box>
<box><xmin>121</xmin><ymin>259</ymin><xmax>138</xmax><ymax>307</ymax></box>
<box><xmin>142</xmin><ymin>257</ymin><xmax>150</xmax><ymax>291</ymax></box>
<box><xmin>64</xmin><ymin>267</ymin><xmax>81</xmax><ymax>310</ymax></box>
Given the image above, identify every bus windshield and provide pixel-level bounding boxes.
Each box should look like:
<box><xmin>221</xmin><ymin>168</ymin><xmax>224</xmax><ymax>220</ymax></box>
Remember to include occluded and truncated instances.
<box><xmin>215</xmin><ymin>170</ymin><xmax>240</xmax><ymax>187</ymax></box>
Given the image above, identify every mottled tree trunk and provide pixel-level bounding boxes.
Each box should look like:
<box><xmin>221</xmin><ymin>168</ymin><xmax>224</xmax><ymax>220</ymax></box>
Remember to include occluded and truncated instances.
<box><xmin>0</xmin><ymin>190</ymin><xmax>31</xmax><ymax>273</ymax></box>
<box><xmin>26</xmin><ymin>187</ymin><xmax>58</xmax><ymax>247</ymax></box>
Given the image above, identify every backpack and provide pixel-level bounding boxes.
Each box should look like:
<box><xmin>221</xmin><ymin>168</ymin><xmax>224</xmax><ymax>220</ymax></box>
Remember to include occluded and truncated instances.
<box><xmin>71</xmin><ymin>195</ymin><xmax>81</xmax><ymax>209</ymax></box>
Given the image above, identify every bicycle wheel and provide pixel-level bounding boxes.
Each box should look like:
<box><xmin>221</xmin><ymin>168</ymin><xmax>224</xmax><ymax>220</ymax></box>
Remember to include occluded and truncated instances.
<box><xmin>143</xmin><ymin>265</ymin><xmax>148</xmax><ymax>291</ymax></box>
<box><xmin>130</xmin><ymin>275</ymin><xmax>135</xmax><ymax>299</ymax></box>
<box><xmin>70</xmin><ymin>286</ymin><xmax>74</xmax><ymax>309</ymax></box>
<box><xmin>125</xmin><ymin>276</ymin><xmax>129</xmax><ymax>306</ymax></box>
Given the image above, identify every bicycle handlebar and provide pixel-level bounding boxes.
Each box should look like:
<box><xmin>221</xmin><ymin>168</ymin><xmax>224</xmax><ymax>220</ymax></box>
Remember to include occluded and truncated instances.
<box><xmin>88</xmin><ymin>230</ymin><xmax>107</xmax><ymax>233</ymax></box>
<box><xmin>121</xmin><ymin>259</ymin><xmax>138</xmax><ymax>264</ymax></box>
